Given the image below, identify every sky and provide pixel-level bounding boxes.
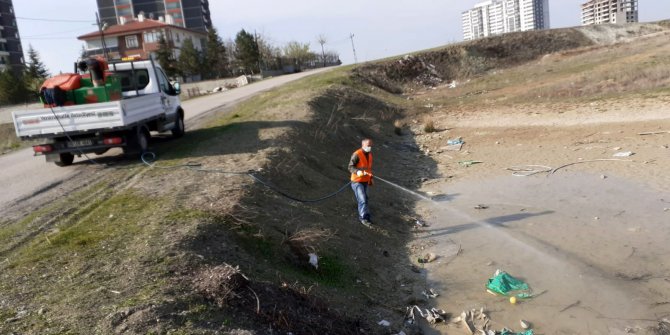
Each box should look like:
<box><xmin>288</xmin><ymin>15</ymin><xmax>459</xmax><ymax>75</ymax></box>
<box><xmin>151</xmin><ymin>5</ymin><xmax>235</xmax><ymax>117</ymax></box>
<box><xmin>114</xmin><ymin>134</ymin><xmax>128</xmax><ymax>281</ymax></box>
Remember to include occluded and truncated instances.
<box><xmin>14</xmin><ymin>0</ymin><xmax>670</xmax><ymax>75</ymax></box>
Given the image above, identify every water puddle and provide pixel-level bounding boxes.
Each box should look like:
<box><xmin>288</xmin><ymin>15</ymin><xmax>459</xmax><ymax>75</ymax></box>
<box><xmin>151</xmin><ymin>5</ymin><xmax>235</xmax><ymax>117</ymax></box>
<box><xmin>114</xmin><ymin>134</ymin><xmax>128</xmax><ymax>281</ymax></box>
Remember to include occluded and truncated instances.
<box><xmin>382</xmin><ymin>172</ymin><xmax>670</xmax><ymax>334</ymax></box>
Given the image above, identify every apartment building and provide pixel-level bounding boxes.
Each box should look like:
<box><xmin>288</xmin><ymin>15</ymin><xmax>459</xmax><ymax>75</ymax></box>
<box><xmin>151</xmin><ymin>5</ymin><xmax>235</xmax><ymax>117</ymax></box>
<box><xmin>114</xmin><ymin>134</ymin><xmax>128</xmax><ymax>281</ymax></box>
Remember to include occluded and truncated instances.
<box><xmin>96</xmin><ymin>0</ymin><xmax>212</xmax><ymax>32</ymax></box>
<box><xmin>0</xmin><ymin>0</ymin><xmax>24</xmax><ymax>74</ymax></box>
<box><xmin>462</xmin><ymin>0</ymin><xmax>550</xmax><ymax>41</ymax></box>
<box><xmin>581</xmin><ymin>0</ymin><xmax>638</xmax><ymax>25</ymax></box>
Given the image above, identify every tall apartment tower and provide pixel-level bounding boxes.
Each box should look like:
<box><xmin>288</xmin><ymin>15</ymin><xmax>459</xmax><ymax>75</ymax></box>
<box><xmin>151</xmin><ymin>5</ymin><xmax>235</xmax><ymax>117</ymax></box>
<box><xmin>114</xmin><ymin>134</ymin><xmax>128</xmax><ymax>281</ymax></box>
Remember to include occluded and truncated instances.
<box><xmin>462</xmin><ymin>0</ymin><xmax>550</xmax><ymax>41</ymax></box>
<box><xmin>0</xmin><ymin>0</ymin><xmax>24</xmax><ymax>74</ymax></box>
<box><xmin>581</xmin><ymin>0</ymin><xmax>638</xmax><ymax>26</ymax></box>
<box><xmin>96</xmin><ymin>0</ymin><xmax>212</xmax><ymax>32</ymax></box>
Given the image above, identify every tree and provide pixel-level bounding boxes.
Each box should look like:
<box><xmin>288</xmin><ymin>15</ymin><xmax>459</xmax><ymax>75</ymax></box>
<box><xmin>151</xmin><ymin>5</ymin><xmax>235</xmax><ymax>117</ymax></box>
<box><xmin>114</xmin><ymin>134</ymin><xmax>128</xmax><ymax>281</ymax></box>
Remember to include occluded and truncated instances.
<box><xmin>24</xmin><ymin>45</ymin><xmax>50</xmax><ymax>93</ymax></box>
<box><xmin>156</xmin><ymin>34</ymin><xmax>178</xmax><ymax>78</ymax></box>
<box><xmin>177</xmin><ymin>38</ymin><xmax>202</xmax><ymax>80</ymax></box>
<box><xmin>316</xmin><ymin>34</ymin><xmax>327</xmax><ymax>67</ymax></box>
<box><xmin>283</xmin><ymin>41</ymin><xmax>316</xmax><ymax>67</ymax></box>
<box><xmin>234</xmin><ymin>29</ymin><xmax>260</xmax><ymax>74</ymax></box>
<box><xmin>255</xmin><ymin>34</ymin><xmax>282</xmax><ymax>71</ymax></box>
<box><xmin>204</xmin><ymin>26</ymin><xmax>228</xmax><ymax>79</ymax></box>
<box><xmin>0</xmin><ymin>70</ymin><xmax>31</xmax><ymax>105</ymax></box>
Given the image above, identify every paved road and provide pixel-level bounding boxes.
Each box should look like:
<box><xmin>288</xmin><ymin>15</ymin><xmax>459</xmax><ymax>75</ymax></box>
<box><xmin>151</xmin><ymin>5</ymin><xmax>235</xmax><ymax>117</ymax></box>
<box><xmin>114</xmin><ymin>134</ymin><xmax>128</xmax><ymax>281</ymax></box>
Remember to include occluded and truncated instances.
<box><xmin>0</xmin><ymin>68</ymin><xmax>333</xmax><ymax>208</ymax></box>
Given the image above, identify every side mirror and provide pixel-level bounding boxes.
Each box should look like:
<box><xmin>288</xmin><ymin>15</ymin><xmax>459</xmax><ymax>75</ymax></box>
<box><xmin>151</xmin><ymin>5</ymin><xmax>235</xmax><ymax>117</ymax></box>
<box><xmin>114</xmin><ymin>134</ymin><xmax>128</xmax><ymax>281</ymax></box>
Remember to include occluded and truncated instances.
<box><xmin>173</xmin><ymin>82</ymin><xmax>181</xmax><ymax>95</ymax></box>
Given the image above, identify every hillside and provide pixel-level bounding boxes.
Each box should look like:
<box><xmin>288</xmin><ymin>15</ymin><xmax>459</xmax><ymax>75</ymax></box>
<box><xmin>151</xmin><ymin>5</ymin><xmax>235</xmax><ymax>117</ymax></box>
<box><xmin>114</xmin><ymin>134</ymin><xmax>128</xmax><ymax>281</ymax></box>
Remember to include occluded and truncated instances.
<box><xmin>1</xmin><ymin>22</ymin><xmax>670</xmax><ymax>335</ymax></box>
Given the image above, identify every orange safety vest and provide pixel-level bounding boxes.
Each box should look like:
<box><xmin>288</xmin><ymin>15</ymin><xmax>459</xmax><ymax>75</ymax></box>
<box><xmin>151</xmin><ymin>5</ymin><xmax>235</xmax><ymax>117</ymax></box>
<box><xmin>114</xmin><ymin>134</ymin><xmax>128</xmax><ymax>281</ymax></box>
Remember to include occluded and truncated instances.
<box><xmin>350</xmin><ymin>149</ymin><xmax>373</xmax><ymax>183</ymax></box>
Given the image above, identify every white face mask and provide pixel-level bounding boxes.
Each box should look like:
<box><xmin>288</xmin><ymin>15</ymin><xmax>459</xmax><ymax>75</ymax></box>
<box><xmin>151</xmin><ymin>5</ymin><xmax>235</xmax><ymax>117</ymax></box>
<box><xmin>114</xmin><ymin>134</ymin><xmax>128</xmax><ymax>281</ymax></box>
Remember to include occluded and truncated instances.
<box><xmin>363</xmin><ymin>146</ymin><xmax>372</xmax><ymax>153</ymax></box>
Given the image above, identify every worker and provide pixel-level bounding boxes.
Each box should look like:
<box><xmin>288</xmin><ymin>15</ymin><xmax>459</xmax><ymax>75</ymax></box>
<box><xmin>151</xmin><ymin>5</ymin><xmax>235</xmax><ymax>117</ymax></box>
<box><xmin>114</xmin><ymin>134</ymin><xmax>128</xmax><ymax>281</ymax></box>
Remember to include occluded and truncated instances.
<box><xmin>348</xmin><ymin>138</ymin><xmax>374</xmax><ymax>227</ymax></box>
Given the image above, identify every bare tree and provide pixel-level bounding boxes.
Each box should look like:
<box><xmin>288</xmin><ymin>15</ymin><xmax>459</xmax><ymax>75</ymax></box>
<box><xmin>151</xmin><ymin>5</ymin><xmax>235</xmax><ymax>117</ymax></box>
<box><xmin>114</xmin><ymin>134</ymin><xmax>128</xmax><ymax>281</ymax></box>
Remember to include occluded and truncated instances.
<box><xmin>316</xmin><ymin>34</ymin><xmax>327</xmax><ymax>67</ymax></box>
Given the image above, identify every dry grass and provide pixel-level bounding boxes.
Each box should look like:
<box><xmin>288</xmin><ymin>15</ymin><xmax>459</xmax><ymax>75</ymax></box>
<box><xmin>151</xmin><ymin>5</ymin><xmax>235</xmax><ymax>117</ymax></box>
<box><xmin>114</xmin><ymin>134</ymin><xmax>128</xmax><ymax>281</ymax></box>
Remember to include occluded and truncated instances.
<box><xmin>193</xmin><ymin>264</ymin><xmax>250</xmax><ymax>307</ymax></box>
<box><xmin>527</xmin><ymin>57</ymin><xmax>670</xmax><ymax>100</ymax></box>
<box><xmin>284</xmin><ymin>228</ymin><xmax>335</xmax><ymax>256</ymax></box>
<box><xmin>423</xmin><ymin>118</ymin><xmax>437</xmax><ymax>133</ymax></box>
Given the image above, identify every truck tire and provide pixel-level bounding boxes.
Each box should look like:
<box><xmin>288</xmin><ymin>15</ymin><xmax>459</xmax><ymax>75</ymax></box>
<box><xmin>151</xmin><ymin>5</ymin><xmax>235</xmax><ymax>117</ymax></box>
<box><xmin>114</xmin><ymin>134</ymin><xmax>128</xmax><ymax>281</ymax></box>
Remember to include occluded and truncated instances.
<box><xmin>54</xmin><ymin>153</ymin><xmax>75</xmax><ymax>167</ymax></box>
<box><xmin>172</xmin><ymin>112</ymin><xmax>185</xmax><ymax>138</ymax></box>
<box><xmin>123</xmin><ymin>127</ymin><xmax>150</xmax><ymax>156</ymax></box>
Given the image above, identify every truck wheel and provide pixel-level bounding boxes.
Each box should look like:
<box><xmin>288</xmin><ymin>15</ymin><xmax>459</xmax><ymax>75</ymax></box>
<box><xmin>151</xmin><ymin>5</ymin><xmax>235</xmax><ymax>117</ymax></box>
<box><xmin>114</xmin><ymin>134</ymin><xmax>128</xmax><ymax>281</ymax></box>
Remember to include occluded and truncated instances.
<box><xmin>123</xmin><ymin>127</ymin><xmax>150</xmax><ymax>156</ymax></box>
<box><xmin>172</xmin><ymin>113</ymin><xmax>185</xmax><ymax>138</ymax></box>
<box><xmin>54</xmin><ymin>153</ymin><xmax>74</xmax><ymax>167</ymax></box>
<box><xmin>137</xmin><ymin>129</ymin><xmax>149</xmax><ymax>152</ymax></box>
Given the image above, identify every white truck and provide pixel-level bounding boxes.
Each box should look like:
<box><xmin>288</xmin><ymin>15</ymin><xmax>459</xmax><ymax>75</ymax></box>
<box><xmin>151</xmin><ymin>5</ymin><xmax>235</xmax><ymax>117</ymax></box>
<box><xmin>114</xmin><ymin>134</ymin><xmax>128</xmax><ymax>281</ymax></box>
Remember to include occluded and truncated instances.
<box><xmin>12</xmin><ymin>59</ymin><xmax>185</xmax><ymax>166</ymax></box>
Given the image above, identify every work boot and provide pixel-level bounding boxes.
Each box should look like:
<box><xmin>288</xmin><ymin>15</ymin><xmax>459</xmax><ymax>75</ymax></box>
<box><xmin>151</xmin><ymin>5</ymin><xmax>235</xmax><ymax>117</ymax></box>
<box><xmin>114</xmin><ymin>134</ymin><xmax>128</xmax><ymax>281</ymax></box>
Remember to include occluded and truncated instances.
<box><xmin>360</xmin><ymin>219</ymin><xmax>372</xmax><ymax>228</ymax></box>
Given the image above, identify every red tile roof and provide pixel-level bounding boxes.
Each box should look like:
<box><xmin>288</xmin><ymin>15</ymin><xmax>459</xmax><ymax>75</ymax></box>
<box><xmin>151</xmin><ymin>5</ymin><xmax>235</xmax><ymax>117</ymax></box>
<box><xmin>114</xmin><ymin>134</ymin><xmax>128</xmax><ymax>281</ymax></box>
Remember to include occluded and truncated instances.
<box><xmin>77</xmin><ymin>19</ymin><xmax>205</xmax><ymax>40</ymax></box>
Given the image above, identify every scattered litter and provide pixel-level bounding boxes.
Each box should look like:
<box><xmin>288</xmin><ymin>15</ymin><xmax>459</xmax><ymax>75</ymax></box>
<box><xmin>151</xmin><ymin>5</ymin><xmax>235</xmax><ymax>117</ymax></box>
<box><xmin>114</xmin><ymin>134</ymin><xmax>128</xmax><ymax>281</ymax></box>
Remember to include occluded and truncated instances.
<box><xmin>308</xmin><ymin>253</ymin><xmax>318</xmax><ymax>269</ymax></box>
<box><xmin>559</xmin><ymin>300</ymin><xmax>581</xmax><ymax>312</ymax></box>
<box><xmin>613</xmin><ymin>151</ymin><xmax>634</xmax><ymax>157</ymax></box>
<box><xmin>406</xmin><ymin>305</ymin><xmax>448</xmax><ymax>325</ymax></box>
<box><xmin>459</xmin><ymin>160</ymin><xmax>483</xmax><ymax>167</ymax></box>
<box><xmin>507</xmin><ymin>165</ymin><xmax>552</xmax><ymax>177</ymax></box>
<box><xmin>508</xmin><ymin>159</ymin><xmax>632</xmax><ymax>177</ymax></box>
<box><xmin>447</xmin><ymin>138</ymin><xmax>464</xmax><ymax>145</ymax></box>
<box><xmin>601</xmin><ymin>174</ymin><xmax>607</xmax><ymax>179</ymax></box>
<box><xmin>500</xmin><ymin>329</ymin><xmax>534</xmax><ymax>335</ymax></box>
<box><xmin>612</xmin><ymin>147</ymin><xmax>622</xmax><ymax>151</ymax></box>
<box><xmin>378</xmin><ymin>320</ymin><xmax>391</xmax><ymax>327</ymax></box>
<box><xmin>486</xmin><ymin>270</ymin><xmax>533</xmax><ymax>300</ymax></box>
<box><xmin>638</xmin><ymin>131</ymin><xmax>670</xmax><ymax>135</ymax></box>
<box><xmin>474</xmin><ymin>204</ymin><xmax>489</xmax><ymax>210</ymax></box>
<box><xmin>414</xmin><ymin>219</ymin><xmax>427</xmax><ymax>227</ymax></box>
<box><xmin>448</xmin><ymin>80</ymin><xmax>458</xmax><ymax>88</ymax></box>
<box><xmin>418</xmin><ymin>252</ymin><xmax>437</xmax><ymax>263</ymax></box>
<box><xmin>442</xmin><ymin>143</ymin><xmax>464</xmax><ymax>151</ymax></box>
<box><xmin>422</xmin><ymin>288</ymin><xmax>439</xmax><ymax>299</ymax></box>
<box><xmin>520</xmin><ymin>320</ymin><xmax>531</xmax><ymax>329</ymax></box>
<box><xmin>109</xmin><ymin>290</ymin><xmax>121</xmax><ymax>294</ymax></box>
<box><xmin>451</xmin><ymin>308</ymin><xmax>493</xmax><ymax>334</ymax></box>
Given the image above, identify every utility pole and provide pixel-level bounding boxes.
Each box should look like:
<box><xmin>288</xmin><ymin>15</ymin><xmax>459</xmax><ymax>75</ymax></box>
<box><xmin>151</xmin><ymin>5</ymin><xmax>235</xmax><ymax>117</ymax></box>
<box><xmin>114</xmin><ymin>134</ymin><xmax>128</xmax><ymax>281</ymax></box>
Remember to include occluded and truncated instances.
<box><xmin>95</xmin><ymin>12</ymin><xmax>109</xmax><ymax>60</ymax></box>
<box><xmin>349</xmin><ymin>33</ymin><xmax>358</xmax><ymax>64</ymax></box>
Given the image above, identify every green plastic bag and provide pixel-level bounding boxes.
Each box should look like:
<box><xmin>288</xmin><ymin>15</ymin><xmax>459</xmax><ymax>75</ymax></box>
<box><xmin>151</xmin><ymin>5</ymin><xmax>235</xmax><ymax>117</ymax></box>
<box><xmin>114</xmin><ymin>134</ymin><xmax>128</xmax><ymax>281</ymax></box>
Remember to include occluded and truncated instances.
<box><xmin>500</xmin><ymin>329</ymin><xmax>534</xmax><ymax>335</ymax></box>
<box><xmin>486</xmin><ymin>270</ymin><xmax>532</xmax><ymax>298</ymax></box>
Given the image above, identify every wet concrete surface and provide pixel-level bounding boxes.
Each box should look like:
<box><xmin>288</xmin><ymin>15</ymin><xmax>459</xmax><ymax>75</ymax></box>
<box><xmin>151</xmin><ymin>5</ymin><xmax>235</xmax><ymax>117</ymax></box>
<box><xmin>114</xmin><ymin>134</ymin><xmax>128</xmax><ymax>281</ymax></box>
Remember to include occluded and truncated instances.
<box><xmin>412</xmin><ymin>172</ymin><xmax>670</xmax><ymax>334</ymax></box>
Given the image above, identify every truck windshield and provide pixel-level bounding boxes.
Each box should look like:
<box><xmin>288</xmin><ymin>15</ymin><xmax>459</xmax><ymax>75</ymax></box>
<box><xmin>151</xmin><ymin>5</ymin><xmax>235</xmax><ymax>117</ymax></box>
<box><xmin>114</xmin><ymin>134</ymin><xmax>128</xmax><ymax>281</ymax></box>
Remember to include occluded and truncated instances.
<box><xmin>115</xmin><ymin>69</ymin><xmax>150</xmax><ymax>92</ymax></box>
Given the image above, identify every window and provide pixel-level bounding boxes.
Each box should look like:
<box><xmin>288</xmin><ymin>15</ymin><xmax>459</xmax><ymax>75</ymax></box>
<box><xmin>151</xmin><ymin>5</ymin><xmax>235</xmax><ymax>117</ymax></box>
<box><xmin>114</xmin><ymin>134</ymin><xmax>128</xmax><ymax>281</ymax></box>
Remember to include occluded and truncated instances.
<box><xmin>143</xmin><ymin>31</ymin><xmax>161</xmax><ymax>43</ymax></box>
<box><xmin>155</xmin><ymin>67</ymin><xmax>170</xmax><ymax>93</ymax></box>
<box><xmin>116</xmin><ymin>69</ymin><xmax>150</xmax><ymax>92</ymax></box>
<box><xmin>125</xmin><ymin>35</ymin><xmax>139</xmax><ymax>48</ymax></box>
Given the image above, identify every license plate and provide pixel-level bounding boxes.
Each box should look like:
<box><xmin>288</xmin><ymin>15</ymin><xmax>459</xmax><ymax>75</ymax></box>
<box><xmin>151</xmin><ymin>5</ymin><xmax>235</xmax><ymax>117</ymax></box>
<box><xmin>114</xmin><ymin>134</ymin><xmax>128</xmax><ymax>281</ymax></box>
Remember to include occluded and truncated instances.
<box><xmin>67</xmin><ymin>139</ymin><xmax>94</xmax><ymax>148</ymax></box>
